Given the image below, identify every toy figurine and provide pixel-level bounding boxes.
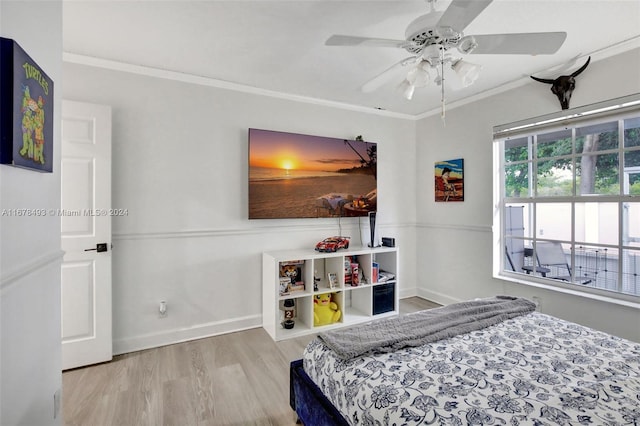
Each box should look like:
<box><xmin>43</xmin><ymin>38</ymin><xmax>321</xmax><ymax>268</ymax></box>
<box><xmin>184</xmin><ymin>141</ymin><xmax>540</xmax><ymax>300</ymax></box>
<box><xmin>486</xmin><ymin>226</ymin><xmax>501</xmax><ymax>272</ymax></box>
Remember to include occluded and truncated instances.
<box><xmin>281</xmin><ymin>299</ymin><xmax>296</xmax><ymax>329</ymax></box>
<box><xmin>280</xmin><ymin>263</ymin><xmax>300</xmax><ymax>285</ymax></box>
<box><xmin>314</xmin><ymin>293</ymin><xmax>341</xmax><ymax>326</ymax></box>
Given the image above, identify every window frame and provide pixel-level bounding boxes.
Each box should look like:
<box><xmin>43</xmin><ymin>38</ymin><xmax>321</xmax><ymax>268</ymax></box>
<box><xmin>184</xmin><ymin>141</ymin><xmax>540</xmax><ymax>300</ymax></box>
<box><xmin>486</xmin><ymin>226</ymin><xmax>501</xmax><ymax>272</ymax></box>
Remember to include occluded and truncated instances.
<box><xmin>493</xmin><ymin>94</ymin><xmax>640</xmax><ymax>306</ymax></box>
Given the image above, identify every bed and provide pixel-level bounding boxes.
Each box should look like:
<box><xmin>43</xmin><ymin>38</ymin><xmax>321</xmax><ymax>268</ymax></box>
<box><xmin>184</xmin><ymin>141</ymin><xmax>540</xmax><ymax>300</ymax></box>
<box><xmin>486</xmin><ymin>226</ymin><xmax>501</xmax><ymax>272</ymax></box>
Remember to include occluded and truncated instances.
<box><xmin>290</xmin><ymin>296</ymin><xmax>640</xmax><ymax>425</ymax></box>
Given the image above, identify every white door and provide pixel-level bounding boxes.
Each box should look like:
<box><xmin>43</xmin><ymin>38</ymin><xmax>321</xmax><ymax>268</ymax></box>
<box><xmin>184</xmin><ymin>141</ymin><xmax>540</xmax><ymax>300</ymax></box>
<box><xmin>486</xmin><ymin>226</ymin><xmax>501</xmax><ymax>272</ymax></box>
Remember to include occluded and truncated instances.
<box><xmin>61</xmin><ymin>100</ymin><xmax>112</xmax><ymax>370</ymax></box>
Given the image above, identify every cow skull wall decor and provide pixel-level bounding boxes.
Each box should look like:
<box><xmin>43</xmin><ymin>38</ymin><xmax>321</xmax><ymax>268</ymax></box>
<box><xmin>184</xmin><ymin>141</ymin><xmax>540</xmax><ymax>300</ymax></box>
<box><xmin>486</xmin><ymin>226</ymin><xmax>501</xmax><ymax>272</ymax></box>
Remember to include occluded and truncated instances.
<box><xmin>530</xmin><ymin>56</ymin><xmax>591</xmax><ymax>110</ymax></box>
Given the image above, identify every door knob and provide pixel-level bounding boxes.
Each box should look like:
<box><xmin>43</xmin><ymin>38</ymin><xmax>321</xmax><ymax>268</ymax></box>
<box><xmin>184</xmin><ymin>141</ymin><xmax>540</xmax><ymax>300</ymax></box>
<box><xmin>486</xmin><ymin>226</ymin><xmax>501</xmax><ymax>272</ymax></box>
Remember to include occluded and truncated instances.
<box><xmin>84</xmin><ymin>243</ymin><xmax>108</xmax><ymax>252</ymax></box>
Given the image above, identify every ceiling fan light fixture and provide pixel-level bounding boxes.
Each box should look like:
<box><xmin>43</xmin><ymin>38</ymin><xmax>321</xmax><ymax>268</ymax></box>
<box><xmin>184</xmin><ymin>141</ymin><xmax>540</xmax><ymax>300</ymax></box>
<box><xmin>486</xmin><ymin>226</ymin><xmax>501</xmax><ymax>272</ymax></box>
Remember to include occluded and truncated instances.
<box><xmin>452</xmin><ymin>59</ymin><xmax>482</xmax><ymax>87</ymax></box>
<box><xmin>406</xmin><ymin>63</ymin><xmax>431</xmax><ymax>88</ymax></box>
<box><xmin>400</xmin><ymin>80</ymin><xmax>416</xmax><ymax>100</ymax></box>
<box><xmin>457</xmin><ymin>36</ymin><xmax>478</xmax><ymax>54</ymax></box>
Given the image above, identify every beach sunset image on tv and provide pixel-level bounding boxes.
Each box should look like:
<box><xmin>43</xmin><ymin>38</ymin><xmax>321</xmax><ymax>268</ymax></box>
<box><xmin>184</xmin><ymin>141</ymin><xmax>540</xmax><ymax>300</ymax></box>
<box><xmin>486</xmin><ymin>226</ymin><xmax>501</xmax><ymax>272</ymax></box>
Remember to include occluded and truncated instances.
<box><xmin>248</xmin><ymin>129</ymin><xmax>377</xmax><ymax>219</ymax></box>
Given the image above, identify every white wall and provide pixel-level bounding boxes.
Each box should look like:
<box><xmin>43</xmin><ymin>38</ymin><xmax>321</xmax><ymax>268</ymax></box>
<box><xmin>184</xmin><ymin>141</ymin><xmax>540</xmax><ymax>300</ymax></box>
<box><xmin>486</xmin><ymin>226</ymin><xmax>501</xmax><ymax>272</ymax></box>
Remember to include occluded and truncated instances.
<box><xmin>416</xmin><ymin>48</ymin><xmax>640</xmax><ymax>342</ymax></box>
<box><xmin>62</xmin><ymin>62</ymin><xmax>417</xmax><ymax>353</ymax></box>
<box><xmin>0</xmin><ymin>1</ymin><xmax>63</xmax><ymax>425</ymax></box>
<box><xmin>62</xmin><ymin>45</ymin><xmax>639</xmax><ymax>354</ymax></box>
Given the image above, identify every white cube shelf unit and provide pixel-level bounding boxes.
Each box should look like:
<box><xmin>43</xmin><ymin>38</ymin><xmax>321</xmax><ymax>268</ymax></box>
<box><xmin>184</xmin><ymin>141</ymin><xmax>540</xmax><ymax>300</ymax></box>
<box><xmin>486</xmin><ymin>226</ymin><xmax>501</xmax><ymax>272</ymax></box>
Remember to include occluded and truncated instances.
<box><xmin>262</xmin><ymin>246</ymin><xmax>399</xmax><ymax>341</ymax></box>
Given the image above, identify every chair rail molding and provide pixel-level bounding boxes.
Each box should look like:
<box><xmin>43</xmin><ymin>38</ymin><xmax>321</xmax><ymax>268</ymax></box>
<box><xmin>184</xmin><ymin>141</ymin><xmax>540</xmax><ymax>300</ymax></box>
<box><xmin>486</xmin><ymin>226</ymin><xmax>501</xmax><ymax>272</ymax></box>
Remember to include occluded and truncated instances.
<box><xmin>417</xmin><ymin>222</ymin><xmax>492</xmax><ymax>233</ymax></box>
<box><xmin>113</xmin><ymin>222</ymin><xmax>416</xmax><ymax>241</ymax></box>
<box><xmin>0</xmin><ymin>249</ymin><xmax>65</xmax><ymax>294</ymax></box>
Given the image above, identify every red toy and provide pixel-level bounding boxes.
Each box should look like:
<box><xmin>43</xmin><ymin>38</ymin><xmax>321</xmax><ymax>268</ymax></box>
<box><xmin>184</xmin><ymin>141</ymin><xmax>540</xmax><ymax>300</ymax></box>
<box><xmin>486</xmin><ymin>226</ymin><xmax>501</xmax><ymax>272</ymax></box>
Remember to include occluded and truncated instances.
<box><xmin>315</xmin><ymin>236</ymin><xmax>350</xmax><ymax>253</ymax></box>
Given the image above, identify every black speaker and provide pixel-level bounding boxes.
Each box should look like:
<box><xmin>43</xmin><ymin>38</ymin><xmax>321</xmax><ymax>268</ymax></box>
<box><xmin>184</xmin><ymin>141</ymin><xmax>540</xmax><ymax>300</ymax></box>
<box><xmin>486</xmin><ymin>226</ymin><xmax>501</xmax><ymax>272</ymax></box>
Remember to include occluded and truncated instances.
<box><xmin>368</xmin><ymin>211</ymin><xmax>378</xmax><ymax>247</ymax></box>
<box><xmin>382</xmin><ymin>237</ymin><xmax>395</xmax><ymax>247</ymax></box>
<box><xmin>373</xmin><ymin>283</ymin><xmax>395</xmax><ymax>314</ymax></box>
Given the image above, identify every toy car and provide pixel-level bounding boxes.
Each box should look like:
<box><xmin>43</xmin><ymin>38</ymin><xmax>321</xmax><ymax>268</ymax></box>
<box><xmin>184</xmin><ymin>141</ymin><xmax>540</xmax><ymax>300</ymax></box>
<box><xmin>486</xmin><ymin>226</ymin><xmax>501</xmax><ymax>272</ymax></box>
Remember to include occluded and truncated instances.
<box><xmin>315</xmin><ymin>236</ymin><xmax>350</xmax><ymax>252</ymax></box>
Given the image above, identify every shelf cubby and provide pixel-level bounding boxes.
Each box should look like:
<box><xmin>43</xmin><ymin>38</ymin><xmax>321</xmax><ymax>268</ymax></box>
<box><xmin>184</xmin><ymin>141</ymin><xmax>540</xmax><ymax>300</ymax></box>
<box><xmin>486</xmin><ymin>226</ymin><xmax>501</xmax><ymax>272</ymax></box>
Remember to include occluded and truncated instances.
<box><xmin>263</xmin><ymin>245</ymin><xmax>399</xmax><ymax>341</ymax></box>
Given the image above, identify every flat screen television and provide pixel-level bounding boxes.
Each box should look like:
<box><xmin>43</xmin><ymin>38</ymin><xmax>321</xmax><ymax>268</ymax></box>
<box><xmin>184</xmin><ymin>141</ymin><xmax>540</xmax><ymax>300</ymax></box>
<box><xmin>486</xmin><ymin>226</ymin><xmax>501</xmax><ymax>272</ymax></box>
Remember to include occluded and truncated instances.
<box><xmin>248</xmin><ymin>128</ymin><xmax>377</xmax><ymax>219</ymax></box>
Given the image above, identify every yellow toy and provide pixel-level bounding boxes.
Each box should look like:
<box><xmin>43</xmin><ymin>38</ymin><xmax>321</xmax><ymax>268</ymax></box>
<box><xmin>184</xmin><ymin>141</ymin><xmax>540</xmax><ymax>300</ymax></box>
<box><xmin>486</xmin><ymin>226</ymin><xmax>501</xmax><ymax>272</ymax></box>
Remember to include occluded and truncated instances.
<box><xmin>314</xmin><ymin>293</ymin><xmax>341</xmax><ymax>326</ymax></box>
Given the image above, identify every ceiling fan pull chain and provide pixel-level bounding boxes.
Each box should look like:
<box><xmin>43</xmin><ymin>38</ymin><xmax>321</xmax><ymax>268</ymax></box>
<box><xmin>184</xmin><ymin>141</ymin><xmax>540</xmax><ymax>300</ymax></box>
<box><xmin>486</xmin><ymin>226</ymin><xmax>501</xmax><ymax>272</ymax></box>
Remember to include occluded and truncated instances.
<box><xmin>440</xmin><ymin>47</ymin><xmax>446</xmax><ymax>124</ymax></box>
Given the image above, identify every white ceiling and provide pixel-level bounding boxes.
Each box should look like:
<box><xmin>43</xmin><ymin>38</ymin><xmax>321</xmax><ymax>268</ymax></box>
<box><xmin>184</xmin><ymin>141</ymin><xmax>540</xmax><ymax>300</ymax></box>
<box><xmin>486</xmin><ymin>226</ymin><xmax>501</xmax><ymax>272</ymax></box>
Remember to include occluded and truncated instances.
<box><xmin>63</xmin><ymin>1</ymin><xmax>640</xmax><ymax>117</ymax></box>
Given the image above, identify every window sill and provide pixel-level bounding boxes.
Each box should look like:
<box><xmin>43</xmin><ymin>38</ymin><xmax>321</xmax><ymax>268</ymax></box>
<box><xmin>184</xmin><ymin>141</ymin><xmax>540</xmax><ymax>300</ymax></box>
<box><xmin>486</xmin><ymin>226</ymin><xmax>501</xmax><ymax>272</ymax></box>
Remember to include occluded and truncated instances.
<box><xmin>496</xmin><ymin>271</ymin><xmax>640</xmax><ymax>310</ymax></box>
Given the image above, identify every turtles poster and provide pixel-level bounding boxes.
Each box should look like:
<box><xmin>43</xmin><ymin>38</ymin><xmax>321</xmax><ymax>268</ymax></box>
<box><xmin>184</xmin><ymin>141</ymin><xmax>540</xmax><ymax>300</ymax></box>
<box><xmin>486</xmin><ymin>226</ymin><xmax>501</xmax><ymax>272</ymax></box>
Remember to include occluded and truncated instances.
<box><xmin>0</xmin><ymin>37</ymin><xmax>54</xmax><ymax>172</ymax></box>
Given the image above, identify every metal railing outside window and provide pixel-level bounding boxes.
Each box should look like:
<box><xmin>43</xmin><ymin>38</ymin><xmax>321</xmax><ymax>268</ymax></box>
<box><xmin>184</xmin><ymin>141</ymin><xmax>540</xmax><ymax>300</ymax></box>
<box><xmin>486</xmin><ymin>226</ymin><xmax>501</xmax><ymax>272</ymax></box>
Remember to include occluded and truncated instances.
<box><xmin>495</xmin><ymin>94</ymin><xmax>640</xmax><ymax>301</ymax></box>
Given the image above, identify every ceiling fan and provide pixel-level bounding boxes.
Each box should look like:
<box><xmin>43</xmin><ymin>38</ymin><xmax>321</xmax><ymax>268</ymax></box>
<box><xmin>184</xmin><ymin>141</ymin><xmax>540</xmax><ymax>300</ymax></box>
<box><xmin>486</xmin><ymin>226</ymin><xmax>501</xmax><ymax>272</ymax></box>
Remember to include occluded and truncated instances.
<box><xmin>326</xmin><ymin>0</ymin><xmax>567</xmax><ymax>107</ymax></box>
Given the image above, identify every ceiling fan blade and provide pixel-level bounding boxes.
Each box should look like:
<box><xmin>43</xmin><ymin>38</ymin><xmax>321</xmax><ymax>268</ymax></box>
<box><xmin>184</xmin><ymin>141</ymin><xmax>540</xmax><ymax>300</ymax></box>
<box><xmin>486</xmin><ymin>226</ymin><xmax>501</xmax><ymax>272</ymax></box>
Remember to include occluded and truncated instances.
<box><xmin>361</xmin><ymin>56</ymin><xmax>418</xmax><ymax>93</ymax></box>
<box><xmin>437</xmin><ymin>0</ymin><xmax>493</xmax><ymax>32</ymax></box>
<box><xmin>326</xmin><ymin>35</ymin><xmax>413</xmax><ymax>49</ymax></box>
<box><xmin>468</xmin><ymin>32</ymin><xmax>567</xmax><ymax>55</ymax></box>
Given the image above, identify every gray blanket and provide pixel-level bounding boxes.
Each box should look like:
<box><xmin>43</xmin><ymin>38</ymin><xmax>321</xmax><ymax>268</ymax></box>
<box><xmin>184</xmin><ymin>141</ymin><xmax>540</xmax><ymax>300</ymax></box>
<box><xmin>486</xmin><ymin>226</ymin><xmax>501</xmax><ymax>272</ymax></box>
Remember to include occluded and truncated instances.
<box><xmin>318</xmin><ymin>295</ymin><xmax>536</xmax><ymax>360</ymax></box>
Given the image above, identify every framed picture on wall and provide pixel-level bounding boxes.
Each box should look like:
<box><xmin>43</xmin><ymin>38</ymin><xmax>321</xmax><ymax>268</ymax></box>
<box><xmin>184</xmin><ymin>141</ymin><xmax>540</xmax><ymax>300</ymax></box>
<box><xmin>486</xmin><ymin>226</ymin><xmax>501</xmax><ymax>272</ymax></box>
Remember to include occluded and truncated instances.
<box><xmin>0</xmin><ymin>37</ymin><xmax>54</xmax><ymax>172</ymax></box>
<box><xmin>435</xmin><ymin>158</ymin><xmax>464</xmax><ymax>202</ymax></box>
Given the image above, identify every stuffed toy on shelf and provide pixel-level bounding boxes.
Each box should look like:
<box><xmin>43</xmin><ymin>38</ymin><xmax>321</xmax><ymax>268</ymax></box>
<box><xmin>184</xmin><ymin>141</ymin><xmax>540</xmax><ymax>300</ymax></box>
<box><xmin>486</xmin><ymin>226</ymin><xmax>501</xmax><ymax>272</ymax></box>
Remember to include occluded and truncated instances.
<box><xmin>314</xmin><ymin>293</ymin><xmax>341</xmax><ymax>326</ymax></box>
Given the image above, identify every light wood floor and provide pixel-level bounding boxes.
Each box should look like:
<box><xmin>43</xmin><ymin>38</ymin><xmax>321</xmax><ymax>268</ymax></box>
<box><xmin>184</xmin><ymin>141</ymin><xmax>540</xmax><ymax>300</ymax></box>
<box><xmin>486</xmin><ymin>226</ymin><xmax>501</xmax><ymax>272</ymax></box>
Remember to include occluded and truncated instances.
<box><xmin>63</xmin><ymin>297</ymin><xmax>440</xmax><ymax>426</ymax></box>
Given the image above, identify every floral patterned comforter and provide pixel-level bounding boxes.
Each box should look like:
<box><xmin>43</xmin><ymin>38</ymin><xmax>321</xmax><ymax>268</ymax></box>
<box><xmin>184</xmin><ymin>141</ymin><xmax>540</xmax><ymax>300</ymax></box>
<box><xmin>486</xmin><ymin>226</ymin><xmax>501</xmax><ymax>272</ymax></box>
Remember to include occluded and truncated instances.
<box><xmin>303</xmin><ymin>312</ymin><xmax>640</xmax><ymax>425</ymax></box>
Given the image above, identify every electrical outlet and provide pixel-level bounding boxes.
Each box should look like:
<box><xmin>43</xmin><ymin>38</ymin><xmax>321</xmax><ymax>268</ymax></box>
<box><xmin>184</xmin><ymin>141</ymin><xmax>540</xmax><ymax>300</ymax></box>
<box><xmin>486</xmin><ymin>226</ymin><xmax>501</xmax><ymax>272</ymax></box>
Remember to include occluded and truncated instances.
<box><xmin>159</xmin><ymin>300</ymin><xmax>168</xmax><ymax>318</ymax></box>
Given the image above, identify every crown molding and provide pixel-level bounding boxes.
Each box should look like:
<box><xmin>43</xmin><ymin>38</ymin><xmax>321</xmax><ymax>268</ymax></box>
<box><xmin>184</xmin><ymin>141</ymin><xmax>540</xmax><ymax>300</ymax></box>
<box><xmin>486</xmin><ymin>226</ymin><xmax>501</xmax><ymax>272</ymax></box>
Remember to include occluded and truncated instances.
<box><xmin>65</xmin><ymin>35</ymin><xmax>639</xmax><ymax>122</ymax></box>
<box><xmin>416</xmin><ymin>36</ymin><xmax>640</xmax><ymax>120</ymax></box>
<box><xmin>63</xmin><ymin>52</ymin><xmax>416</xmax><ymax>121</ymax></box>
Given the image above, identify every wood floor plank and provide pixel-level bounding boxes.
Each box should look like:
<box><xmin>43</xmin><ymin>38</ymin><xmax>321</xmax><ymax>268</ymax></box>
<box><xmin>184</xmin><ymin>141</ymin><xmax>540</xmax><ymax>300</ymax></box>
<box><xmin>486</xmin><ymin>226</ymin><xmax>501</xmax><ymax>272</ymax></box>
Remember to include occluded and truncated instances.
<box><xmin>232</xmin><ymin>329</ymin><xmax>297</xmax><ymax>424</ymax></box>
<box><xmin>162</xmin><ymin>376</ymin><xmax>200</xmax><ymax>426</ymax></box>
<box><xmin>62</xmin><ymin>297</ymin><xmax>440</xmax><ymax>425</ymax></box>
<box><xmin>185</xmin><ymin>340</ymin><xmax>216</xmax><ymax>422</ymax></box>
<box><xmin>74</xmin><ymin>393</ymin><xmax>118</xmax><ymax>426</ymax></box>
<box><xmin>210</xmin><ymin>363</ymin><xmax>271</xmax><ymax>425</ymax></box>
<box><xmin>109</xmin><ymin>389</ymin><xmax>161</xmax><ymax>426</ymax></box>
<box><xmin>157</xmin><ymin>341</ymin><xmax>193</xmax><ymax>382</ymax></box>
<box><xmin>63</xmin><ymin>363</ymin><xmax>116</xmax><ymax>422</ymax></box>
<box><xmin>400</xmin><ymin>296</ymin><xmax>440</xmax><ymax>313</ymax></box>
<box><xmin>202</xmin><ymin>331</ymin><xmax>243</xmax><ymax>369</ymax></box>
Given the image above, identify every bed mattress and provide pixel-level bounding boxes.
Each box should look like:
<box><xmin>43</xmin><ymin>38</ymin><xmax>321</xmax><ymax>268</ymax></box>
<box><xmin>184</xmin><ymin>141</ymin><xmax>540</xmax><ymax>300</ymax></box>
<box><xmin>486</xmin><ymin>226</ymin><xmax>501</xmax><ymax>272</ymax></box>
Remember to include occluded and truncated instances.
<box><xmin>303</xmin><ymin>311</ymin><xmax>640</xmax><ymax>425</ymax></box>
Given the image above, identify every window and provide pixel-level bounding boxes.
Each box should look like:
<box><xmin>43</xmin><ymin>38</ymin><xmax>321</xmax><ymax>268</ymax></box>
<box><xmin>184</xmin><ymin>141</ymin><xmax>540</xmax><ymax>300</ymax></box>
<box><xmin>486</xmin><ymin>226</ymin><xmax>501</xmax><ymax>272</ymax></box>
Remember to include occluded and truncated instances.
<box><xmin>494</xmin><ymin>95</ymin><xmax>640</xmax><ymax>302</ymax></box>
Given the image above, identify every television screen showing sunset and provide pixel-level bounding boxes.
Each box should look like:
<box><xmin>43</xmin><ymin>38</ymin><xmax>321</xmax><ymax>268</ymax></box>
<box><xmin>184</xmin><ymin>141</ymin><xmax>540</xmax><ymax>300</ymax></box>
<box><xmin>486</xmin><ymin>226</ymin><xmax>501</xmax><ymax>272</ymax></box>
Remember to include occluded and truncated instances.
<box><xmin>248</xmin><ymin>129</ymin><xmax>377</xmax><ymax>219</ymax></box>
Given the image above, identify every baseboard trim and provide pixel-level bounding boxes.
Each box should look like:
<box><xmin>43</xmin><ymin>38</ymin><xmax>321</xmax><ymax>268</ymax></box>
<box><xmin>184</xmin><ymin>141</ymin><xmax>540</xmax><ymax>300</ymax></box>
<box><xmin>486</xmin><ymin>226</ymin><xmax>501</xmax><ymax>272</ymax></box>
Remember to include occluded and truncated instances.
<box><xmin>113</xmin><ymin>314</ymin><xmax>262</xmax><ymax>355</ymax></box>
<box><xmin>415</xmin><ymin>288</ymin><xmax>463</xmax><ymax>307</ymax></box>
<box><xmin>116</xmin><ymin>293</ymin><xmax>446</xmax><ymax>355</ymax></box>
<box><xmin>398</xmin><ymin>287</ymin><xmax>417</xmax><ymax>299</ymax></box>
<box><xmin>114</xmin><ymin>291</ymin><xmax>456</xmax><ymax>354</ymax></box>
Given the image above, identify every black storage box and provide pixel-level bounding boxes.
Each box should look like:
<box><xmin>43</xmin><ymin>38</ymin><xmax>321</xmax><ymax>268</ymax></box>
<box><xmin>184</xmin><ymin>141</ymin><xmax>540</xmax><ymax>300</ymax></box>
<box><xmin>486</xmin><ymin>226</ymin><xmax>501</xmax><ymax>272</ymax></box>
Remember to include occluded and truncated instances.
<box><xmin>373</xmin><ymin>283</ymin><xmax>395</xmax><ymax>315</ymax></box>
